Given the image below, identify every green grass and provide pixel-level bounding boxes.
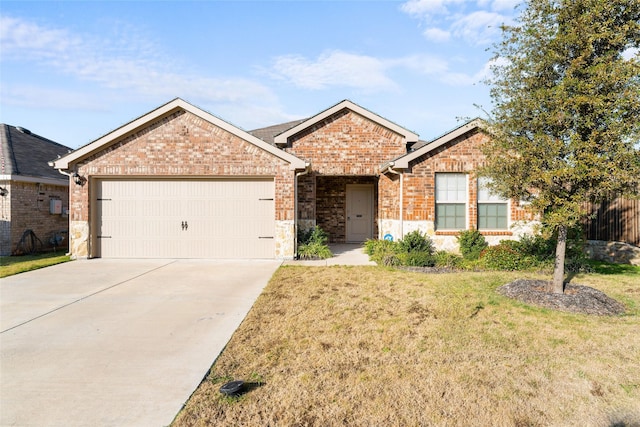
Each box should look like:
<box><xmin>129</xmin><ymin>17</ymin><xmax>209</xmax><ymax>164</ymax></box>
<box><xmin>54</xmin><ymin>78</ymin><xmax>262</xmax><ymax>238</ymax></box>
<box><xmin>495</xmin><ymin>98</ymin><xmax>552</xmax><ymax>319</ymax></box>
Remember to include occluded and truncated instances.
<box><xmin>0</xmin><ymin>252</ymin><xmax>71</xmax><ymax>278</ymax></box>
<box><xmin>587</xmin><ymin>260</ymin><xmax>640</xmax><ymax>276</ymax></box>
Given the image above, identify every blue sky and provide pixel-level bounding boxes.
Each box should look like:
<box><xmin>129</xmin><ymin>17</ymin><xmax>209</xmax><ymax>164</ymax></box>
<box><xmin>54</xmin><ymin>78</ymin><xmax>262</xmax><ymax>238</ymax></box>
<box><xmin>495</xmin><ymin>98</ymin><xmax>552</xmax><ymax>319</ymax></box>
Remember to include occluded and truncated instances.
<box><xmin>1</xmin><ymin>0</ymin><xmax>521</xmax><ymax>149</ymax></box>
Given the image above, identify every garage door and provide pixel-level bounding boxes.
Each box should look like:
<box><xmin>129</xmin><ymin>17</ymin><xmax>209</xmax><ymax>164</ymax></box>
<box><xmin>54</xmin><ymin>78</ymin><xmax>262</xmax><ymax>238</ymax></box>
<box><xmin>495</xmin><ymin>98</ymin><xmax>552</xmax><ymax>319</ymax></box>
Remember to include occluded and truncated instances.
<box><xmin>94</xmin><ymin>179</ymin><xmax>275</xmax><ymax>258</ymax></box>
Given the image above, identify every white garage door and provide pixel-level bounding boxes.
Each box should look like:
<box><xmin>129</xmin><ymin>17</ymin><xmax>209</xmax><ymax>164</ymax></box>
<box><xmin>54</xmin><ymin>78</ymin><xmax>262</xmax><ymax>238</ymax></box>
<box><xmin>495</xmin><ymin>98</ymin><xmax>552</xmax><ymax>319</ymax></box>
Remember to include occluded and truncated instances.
<box><xmin>94</xmin><ymin>179</ymin><xmax>275</xmax><ymax>258</ymax></box>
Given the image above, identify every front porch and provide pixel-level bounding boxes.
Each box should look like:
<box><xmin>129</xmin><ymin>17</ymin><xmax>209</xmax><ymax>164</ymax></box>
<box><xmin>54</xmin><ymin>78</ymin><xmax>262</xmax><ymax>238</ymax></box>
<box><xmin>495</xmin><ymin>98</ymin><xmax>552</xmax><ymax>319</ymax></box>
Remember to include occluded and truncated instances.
<box><xmin>298</xmin><ymin>175</ymin><xmax>379</xmax><ymax>244</ymax></box>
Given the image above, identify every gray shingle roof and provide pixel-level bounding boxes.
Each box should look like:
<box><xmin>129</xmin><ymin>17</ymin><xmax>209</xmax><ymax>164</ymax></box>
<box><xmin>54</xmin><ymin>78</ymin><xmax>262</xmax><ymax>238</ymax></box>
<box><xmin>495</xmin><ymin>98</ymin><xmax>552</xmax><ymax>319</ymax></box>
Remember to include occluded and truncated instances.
<box><xmin>248</xmin><ymin>118</ymin><xmax>309</xmax><ymax>145</ymax></box>
<box><xmin>1</xmin><ymin>124</ymin><xmax>72</xmax><ymax>181</ymax></box>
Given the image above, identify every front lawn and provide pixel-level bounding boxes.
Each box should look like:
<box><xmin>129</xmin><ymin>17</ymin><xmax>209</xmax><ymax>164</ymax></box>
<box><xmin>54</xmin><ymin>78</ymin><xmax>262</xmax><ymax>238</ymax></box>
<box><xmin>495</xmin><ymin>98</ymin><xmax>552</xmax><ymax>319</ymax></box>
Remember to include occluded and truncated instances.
<box><xmin>173</xmin><ymin>266</ymin><xmax>640</xmax><ymax>426</ymax></box>
<box><xmin>0</xmin><ymin>252</ymin><xmax>71</xmax><ymax>278</ymax></box>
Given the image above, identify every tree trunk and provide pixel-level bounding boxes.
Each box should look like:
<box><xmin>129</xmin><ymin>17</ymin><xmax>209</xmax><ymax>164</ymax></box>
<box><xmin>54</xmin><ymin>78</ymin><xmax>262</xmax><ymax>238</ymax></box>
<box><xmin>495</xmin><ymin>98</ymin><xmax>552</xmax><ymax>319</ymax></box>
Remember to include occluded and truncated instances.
<box><xmin>550</xmin><ymin>224</ymin><xmax>567</xmax><ymax>294</ymax></box>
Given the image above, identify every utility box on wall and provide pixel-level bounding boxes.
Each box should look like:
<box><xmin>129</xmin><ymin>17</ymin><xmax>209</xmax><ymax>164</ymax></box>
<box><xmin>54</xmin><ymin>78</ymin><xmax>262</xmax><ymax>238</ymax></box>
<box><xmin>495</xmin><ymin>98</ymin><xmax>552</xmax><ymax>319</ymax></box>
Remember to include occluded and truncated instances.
<box><xmin>50</xmin><ymin>199</ymin><xmax>62</xmax><ymax>215</ymax></box>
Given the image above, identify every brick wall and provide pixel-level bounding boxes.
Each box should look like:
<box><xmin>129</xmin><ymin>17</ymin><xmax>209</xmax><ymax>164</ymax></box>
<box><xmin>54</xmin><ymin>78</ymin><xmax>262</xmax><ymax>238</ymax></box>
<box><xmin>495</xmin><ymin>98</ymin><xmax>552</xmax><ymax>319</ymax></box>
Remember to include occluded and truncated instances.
<box><xmin>70</xmin><ymin>110</ymin><xmax>295</xmax><ymax>222</ymax></box>
<box><xmin>285</xmin><ymin>109</ymin><xmax>407</xmax><ymax>175</ymax></box>
<box><xmin>286</xmin><ymin>109</ymin><xmax>406</xmax><ymax>242</ymax></box>
<box><xmin>4</xmin><ymin>181</ymin><xmax>69</xmax><ymax>255</ymax></box>
<box><xmin>381</xmin><ymin>129</ymin><xmax>535</xmax><ymax>236</ymax></box>
<box><xmin>67</xmin><ymin>110</ymin><xmax>297</xmax><ymax>258</ymax></box>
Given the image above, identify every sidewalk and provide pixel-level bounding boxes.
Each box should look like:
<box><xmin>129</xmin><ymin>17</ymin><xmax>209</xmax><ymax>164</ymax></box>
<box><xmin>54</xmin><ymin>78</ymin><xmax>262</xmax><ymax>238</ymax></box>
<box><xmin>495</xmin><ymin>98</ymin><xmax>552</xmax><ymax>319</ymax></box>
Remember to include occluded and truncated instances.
<box><xmin>283</xmin><ymin>243</ymin><xmax>377</xmax><ymax>266</ymax></box>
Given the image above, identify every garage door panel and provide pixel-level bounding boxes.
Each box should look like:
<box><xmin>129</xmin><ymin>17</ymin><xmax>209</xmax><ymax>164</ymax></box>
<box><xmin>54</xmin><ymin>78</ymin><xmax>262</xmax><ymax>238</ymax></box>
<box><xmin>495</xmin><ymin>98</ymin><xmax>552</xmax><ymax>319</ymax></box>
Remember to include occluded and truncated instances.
<box><xmin>95</xmin><ymin>179</ymin><xmax>275</xmax><ymax>259</ymax></box>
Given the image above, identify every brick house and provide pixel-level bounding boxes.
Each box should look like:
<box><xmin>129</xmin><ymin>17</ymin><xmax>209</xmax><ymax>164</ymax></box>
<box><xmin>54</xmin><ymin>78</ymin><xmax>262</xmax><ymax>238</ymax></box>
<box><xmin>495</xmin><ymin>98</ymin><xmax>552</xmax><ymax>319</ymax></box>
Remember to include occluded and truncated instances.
<box><xmin>52</xmin><ymin>98</ymin><xmax>536</xmax><ymax>260</ymax></box>
<box><xmin>1</xmin><ymin>124</ymin><xmax>72</xmax><ymax>256</ymax></box>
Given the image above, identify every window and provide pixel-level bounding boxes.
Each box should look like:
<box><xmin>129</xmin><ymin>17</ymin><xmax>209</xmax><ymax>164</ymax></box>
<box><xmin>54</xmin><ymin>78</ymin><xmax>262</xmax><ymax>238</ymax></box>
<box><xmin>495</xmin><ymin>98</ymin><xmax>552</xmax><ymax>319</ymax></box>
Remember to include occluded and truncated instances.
<box><xmin>436</xmin><ymin>173</ymin><xmax>467</xmax><ymax>230</ymax></box>
<box><xmin>477</xmin><ymin>177</ymin><xmax>508</xmax><ymax>230</ymax></box>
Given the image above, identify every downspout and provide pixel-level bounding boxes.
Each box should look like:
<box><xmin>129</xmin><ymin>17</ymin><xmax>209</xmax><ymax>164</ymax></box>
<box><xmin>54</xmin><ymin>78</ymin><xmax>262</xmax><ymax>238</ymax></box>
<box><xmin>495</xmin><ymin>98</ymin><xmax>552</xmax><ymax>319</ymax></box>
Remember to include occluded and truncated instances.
<box><xmin>383</xmin><ymin>162</ymin><xmax>403</xmax><ymax>240</ymax></box>
<box><xmin>294</xmin><ymin>162</ymin><xmax>311</xmax><ymax>258</ymax></box>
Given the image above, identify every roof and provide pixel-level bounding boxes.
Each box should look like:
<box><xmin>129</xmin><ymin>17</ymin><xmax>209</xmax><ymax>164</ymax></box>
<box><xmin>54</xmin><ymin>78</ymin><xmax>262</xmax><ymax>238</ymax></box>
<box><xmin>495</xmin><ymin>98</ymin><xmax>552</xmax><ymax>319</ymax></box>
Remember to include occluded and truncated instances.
<box><xmin>249</xmin><ymin>119</ymin><xmax>309</xmax><ymax>145</ymax></box>
<box><xmin>387</xmin><ymin>118</ymin><xmax>484</xmax><ymax>170</ymax></box>
<box><xmin>1</xmin><ymin>124</ymin><xmax>71</xmax><ymax>182</ymax></box>
<box><xmin>52</xmin><ymin>98</ymin><xmax>307</xmax><ymax>171</ymax></box>
<box><xmin>273</xmin><ymin>100</ymin><xmax>420</xmax><ymax>146</ymax></box>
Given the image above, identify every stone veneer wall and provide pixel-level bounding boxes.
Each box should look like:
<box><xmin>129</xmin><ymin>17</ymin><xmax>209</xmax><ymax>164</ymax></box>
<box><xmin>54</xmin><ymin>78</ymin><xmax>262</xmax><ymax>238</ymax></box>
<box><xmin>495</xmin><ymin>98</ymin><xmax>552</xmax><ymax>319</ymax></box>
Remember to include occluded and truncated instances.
<box><xmin>586</xmin><ymin>240</ymin><xmax>640</xmax><ymax>265</ymax></box>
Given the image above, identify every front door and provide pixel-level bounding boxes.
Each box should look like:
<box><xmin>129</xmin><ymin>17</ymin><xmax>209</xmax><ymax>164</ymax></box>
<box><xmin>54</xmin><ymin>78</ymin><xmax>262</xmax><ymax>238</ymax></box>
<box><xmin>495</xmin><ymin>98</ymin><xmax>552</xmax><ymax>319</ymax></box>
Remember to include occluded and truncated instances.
<box><xmin>346</xmin><ymin>184</ymin><xmax>374</xmax><ymax>242</ymax></box>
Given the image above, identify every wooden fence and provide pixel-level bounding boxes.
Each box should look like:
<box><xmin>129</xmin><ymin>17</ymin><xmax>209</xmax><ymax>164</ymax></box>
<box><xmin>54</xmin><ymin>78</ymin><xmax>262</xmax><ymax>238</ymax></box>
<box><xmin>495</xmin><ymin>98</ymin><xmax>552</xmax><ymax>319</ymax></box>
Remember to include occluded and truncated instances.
<box><xmin>583</xmin><ymin>198</ymin><xmax>640</xmax><ymax>247</ymax></box>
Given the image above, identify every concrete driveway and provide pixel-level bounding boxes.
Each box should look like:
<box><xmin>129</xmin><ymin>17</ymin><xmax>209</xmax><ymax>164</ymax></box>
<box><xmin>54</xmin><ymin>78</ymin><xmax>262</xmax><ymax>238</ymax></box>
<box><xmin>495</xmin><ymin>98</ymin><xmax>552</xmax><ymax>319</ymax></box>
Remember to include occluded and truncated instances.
<box><xmin>0</xmin><ymin>258</ymin><xmax>281</xmax><ymax>427</ymax></box>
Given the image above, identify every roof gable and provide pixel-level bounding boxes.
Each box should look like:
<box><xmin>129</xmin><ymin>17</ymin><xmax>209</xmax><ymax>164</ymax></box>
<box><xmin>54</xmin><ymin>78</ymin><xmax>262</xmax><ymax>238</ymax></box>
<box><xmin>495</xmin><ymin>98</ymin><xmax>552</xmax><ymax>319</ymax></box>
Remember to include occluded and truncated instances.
<box><xmin>389</xmin><ymin>118</ymin><xmax>484</xmax><ymax>169</ymax></box>
<box><xmin>273</xmin><ymin>100</ymin><xmax>419</xmax><ymax>146</ymax></box>
<box><xmin>1</xmin><ymin>124</ymin><xmax>71</xmax><ymax>181</ymax></box>
<box><xmin>52</xmin><ymin>98</ymin><xmax>307</xmax><ymax>171</ymax></box>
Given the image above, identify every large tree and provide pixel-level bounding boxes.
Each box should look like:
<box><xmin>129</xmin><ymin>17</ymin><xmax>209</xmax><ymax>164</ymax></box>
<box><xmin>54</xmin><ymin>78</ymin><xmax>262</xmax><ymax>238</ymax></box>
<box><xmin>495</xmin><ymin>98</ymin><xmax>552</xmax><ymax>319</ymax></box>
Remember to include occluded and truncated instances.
<box><xmin>483</xmin><ymin>0</ymin><xmax>640</xmax><ymax>293</ymax></box>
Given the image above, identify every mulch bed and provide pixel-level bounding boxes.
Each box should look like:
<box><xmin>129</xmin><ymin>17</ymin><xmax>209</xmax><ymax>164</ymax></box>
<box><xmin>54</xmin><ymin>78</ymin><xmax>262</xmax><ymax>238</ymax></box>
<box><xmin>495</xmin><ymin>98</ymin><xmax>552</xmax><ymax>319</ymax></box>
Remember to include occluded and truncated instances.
<box><xmin>498</xmin><ymin>279</ymin><xmax>626</xmax><ymax>316</ymax></box>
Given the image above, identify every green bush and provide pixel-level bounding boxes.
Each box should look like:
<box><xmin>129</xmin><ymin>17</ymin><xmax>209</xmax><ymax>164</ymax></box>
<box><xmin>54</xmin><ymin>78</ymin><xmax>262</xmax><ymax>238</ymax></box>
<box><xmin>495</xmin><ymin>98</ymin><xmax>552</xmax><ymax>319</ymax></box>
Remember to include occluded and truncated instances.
<box><xmin>298</xmin><ymin>241</ymin><xmax>333</xmax><ymax>260</ymax></box>
<box><xmin>433</xmin><ymin>250</ymin><xmax>464</xmax><ymax>269</ymax></box>
<box><xmin>480</xmin><ymin>243</ymin><xmax>537</xmax><ymax>271</ymax></box>
<box><xmin>366</xmin><ymin>239</ymin><xmax>402</xmax><ymax>265</ymax></box>
<box><xmin>457</xmin><ymin>229</ymin><xmax>488</xmax><ymax>260</ymax></box>
<box><xmin>297</xmin><ymin>226</ymin><xmax>333</xmax><ymax>259</ymax></box>
<box><xmin>298</xmin><ymin>226</ymin><xmax>328</xmax><ymax>246</ymax></box>
<box><xmin>399</xmin><ymin>251</ymin><xmax>436</xmax><ymax>267</ymax></box>
<box><xmin>399</xmin><ymin>231</ymin><xmax>434</xmax><ymax>254</ymax></box>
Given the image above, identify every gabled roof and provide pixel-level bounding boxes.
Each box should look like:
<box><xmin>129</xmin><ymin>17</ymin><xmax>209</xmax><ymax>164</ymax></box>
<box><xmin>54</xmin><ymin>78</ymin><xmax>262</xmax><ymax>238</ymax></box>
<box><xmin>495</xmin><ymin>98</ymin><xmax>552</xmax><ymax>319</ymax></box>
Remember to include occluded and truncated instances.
<box><xmin>273</xmin><ymin>100</ymin><xmax>420</xmax><ymax>146</ymax></box>
<box><xmin>52</xmin><ymin>98</ymin><xmax>307</xmax><ymax>171</ymax></box>
<box><xmin>388</xmin><ymin>118</ymin><xmax>484</xmax><ymax>170</ymax></box>
<box><xmin>249</xmin><ymin>118</ymin><xmax>309</xmax><ymax>145</ymax></box>
<box><xmin>1</xmin><ymin>124</ymin><xmax>71</xmax><ymax>183</ymax></box>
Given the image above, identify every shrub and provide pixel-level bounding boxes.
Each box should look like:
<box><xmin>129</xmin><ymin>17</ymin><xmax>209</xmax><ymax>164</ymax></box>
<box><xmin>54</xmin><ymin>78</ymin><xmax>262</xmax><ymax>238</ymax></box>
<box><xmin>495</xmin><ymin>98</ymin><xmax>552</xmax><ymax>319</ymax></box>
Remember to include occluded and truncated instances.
<box><xmin>399</xmin><ymin>231</ymin><xmax>434</xmax><ymax>254</ymax></box>
<box><xmin>298</xmin><ymin>241</ymin><xmax>333</xmax><ymax>260</ymax></box>
<box><xmin>298</xmin><ymin>226</ymin><xmax>328</xmax><ymax>246</ymax></box>
<box><xmin>457</xmin><ymin>229</ymin><xmax>488</xmax><ymax>260</ymax></box>
<box><xmin>366</xmin><ymin>239</ymin><xmax>402</xmax><ymax>265</ymax></box>
<box><xmin>433</xmin><ymin>250</ymin><xmax>464</xmax><ymax>269</ymax></box>
<box><xmin>399</xmin><ymin>251</ymin><xmax>436</xmax><ymax>267</ymax></box>
<box><xmin>297</xmin><ymin>226</ymin><xmax>332</xmax><ymax>260</ymax></box>
<box><xmin>480</xmin><ymin>243</ymin><xmax>537</xmax><ymax>271</ymax></box>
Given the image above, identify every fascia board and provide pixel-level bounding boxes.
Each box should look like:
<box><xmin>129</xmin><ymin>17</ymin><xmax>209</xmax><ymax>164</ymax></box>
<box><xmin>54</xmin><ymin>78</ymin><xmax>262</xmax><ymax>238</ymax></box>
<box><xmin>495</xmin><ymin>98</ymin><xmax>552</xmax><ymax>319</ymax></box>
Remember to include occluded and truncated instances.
<box><xmin>52</xmin><ymin>98</ymin><xmax>306</xmax><ymax>171</ymax></box>
<box><xmin>273</xmin><ymin>100</ymin><xmax>420</xmax><ymax>145</ymax></box>
<box><xmin>392</xmin><ymin>119</ymin><xmax>482</xmax><ymax>169</ymax></box>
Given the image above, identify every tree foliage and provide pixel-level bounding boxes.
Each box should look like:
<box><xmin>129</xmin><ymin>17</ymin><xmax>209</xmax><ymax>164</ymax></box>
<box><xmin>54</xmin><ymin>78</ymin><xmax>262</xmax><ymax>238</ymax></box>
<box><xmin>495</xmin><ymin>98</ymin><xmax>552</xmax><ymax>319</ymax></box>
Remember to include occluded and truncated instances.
<box><xmin>482</xmin><ymin>0</ymin><xmax>640</xmax><ymax>292</ymax></box>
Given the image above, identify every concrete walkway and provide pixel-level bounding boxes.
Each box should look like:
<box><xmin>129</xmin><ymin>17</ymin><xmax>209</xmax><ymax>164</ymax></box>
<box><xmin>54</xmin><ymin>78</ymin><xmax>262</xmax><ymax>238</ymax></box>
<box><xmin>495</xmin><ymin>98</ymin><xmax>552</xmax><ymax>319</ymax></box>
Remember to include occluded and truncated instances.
<box><xmin>0</xmin><ymin>259</ymin><xmax>281</xmax><ymax>427</ymax></box>
<box><xmin>283</xmin><ymin>243</ymin><xmax>376</xmax><ymax>266</ymax></box>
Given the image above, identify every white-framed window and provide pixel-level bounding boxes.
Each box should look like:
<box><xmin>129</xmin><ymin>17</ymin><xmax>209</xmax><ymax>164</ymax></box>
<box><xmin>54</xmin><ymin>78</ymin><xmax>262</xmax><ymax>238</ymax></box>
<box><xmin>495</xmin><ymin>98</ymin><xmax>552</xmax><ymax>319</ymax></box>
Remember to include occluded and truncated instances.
<box><xmin>477</xmin><ymin>177</ymin><xmax>508</xmax><ymax>230</ymax></box>
<box><xmin>435</xmin><ymin>173</ymin><xmax>467</xmax><ymax>230</ymax></box>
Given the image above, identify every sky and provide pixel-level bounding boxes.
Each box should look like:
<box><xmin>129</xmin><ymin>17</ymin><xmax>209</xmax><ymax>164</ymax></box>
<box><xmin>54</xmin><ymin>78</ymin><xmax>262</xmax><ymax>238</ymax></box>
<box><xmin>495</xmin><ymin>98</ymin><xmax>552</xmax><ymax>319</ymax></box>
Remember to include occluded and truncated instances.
<box><xmin>0</xmin><ymin>0</ymin><xmax>522</xmax><ymax>149</ymax></box>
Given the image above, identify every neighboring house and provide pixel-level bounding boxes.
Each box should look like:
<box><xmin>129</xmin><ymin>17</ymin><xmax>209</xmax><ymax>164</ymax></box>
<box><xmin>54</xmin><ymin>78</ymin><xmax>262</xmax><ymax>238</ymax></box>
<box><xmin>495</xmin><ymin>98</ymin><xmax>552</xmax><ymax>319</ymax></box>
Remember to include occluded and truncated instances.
<box><xmin>1</xmin><ymin>124</ymin><xmax>72</xmax><ymax>256</ymax></box>
<box><xmin>52</xmin><ymin>98</ymin><xmax>536</xmax><ymax>260</ymax></box>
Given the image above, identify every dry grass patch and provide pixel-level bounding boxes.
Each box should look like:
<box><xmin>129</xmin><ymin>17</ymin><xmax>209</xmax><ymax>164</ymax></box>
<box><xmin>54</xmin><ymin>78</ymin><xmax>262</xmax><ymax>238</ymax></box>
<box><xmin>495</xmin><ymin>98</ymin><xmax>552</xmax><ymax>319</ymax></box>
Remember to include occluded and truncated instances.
<box><xmin>174</xmin><ymin>267</ymin><xmax>640</xmax><ymax>427</ymax></box>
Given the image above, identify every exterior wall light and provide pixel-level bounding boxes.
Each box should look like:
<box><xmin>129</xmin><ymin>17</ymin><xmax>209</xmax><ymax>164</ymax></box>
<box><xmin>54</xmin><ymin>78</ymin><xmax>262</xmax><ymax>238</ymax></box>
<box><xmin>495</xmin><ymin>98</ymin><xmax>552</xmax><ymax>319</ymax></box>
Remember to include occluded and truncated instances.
<box><xmin>73</xmin><ymin>172</ymin><xmax>87</xmax><ymax>186</ymax></box>
<box><xmin>0</xmin><ymin>187</ymin><xmax>7</xmax><ymax>197</ymax></box>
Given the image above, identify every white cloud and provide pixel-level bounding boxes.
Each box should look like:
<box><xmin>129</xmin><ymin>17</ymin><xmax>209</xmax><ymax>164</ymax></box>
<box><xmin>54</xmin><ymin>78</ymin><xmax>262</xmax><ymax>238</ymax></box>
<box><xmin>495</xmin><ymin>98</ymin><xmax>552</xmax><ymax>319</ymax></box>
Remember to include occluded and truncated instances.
<box><xmin>451</xmin><ymin>11</ymin><xmax>510</xmax><ymax>45</ymax></box>
<box><xmin>400</xmin><ymin>0</ymin><xmax>465</xmax><ymax>18</ymax></box>
<box><xmin>400</xmin><ymin>0</ymin><xmax>516</xmax><ymax>45</ymax></box>
<box><xmin>270</xmin><ymin>50</ymin><xmax>398</xmax><ymax>92</ymax></box>
<box><xmin>268</xmin><ymin>50</ymin><xmax>490</xmax><ymax>91</ymax></box>
<box><xmin>423</xmin><ymin>27</ymin><xmax>451</xmax><ymax>42</ymax></box>
<box><xmin>0</xmin><ymin>16</ymin><xmax>277</xmax><ymax>110</ymax></box>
